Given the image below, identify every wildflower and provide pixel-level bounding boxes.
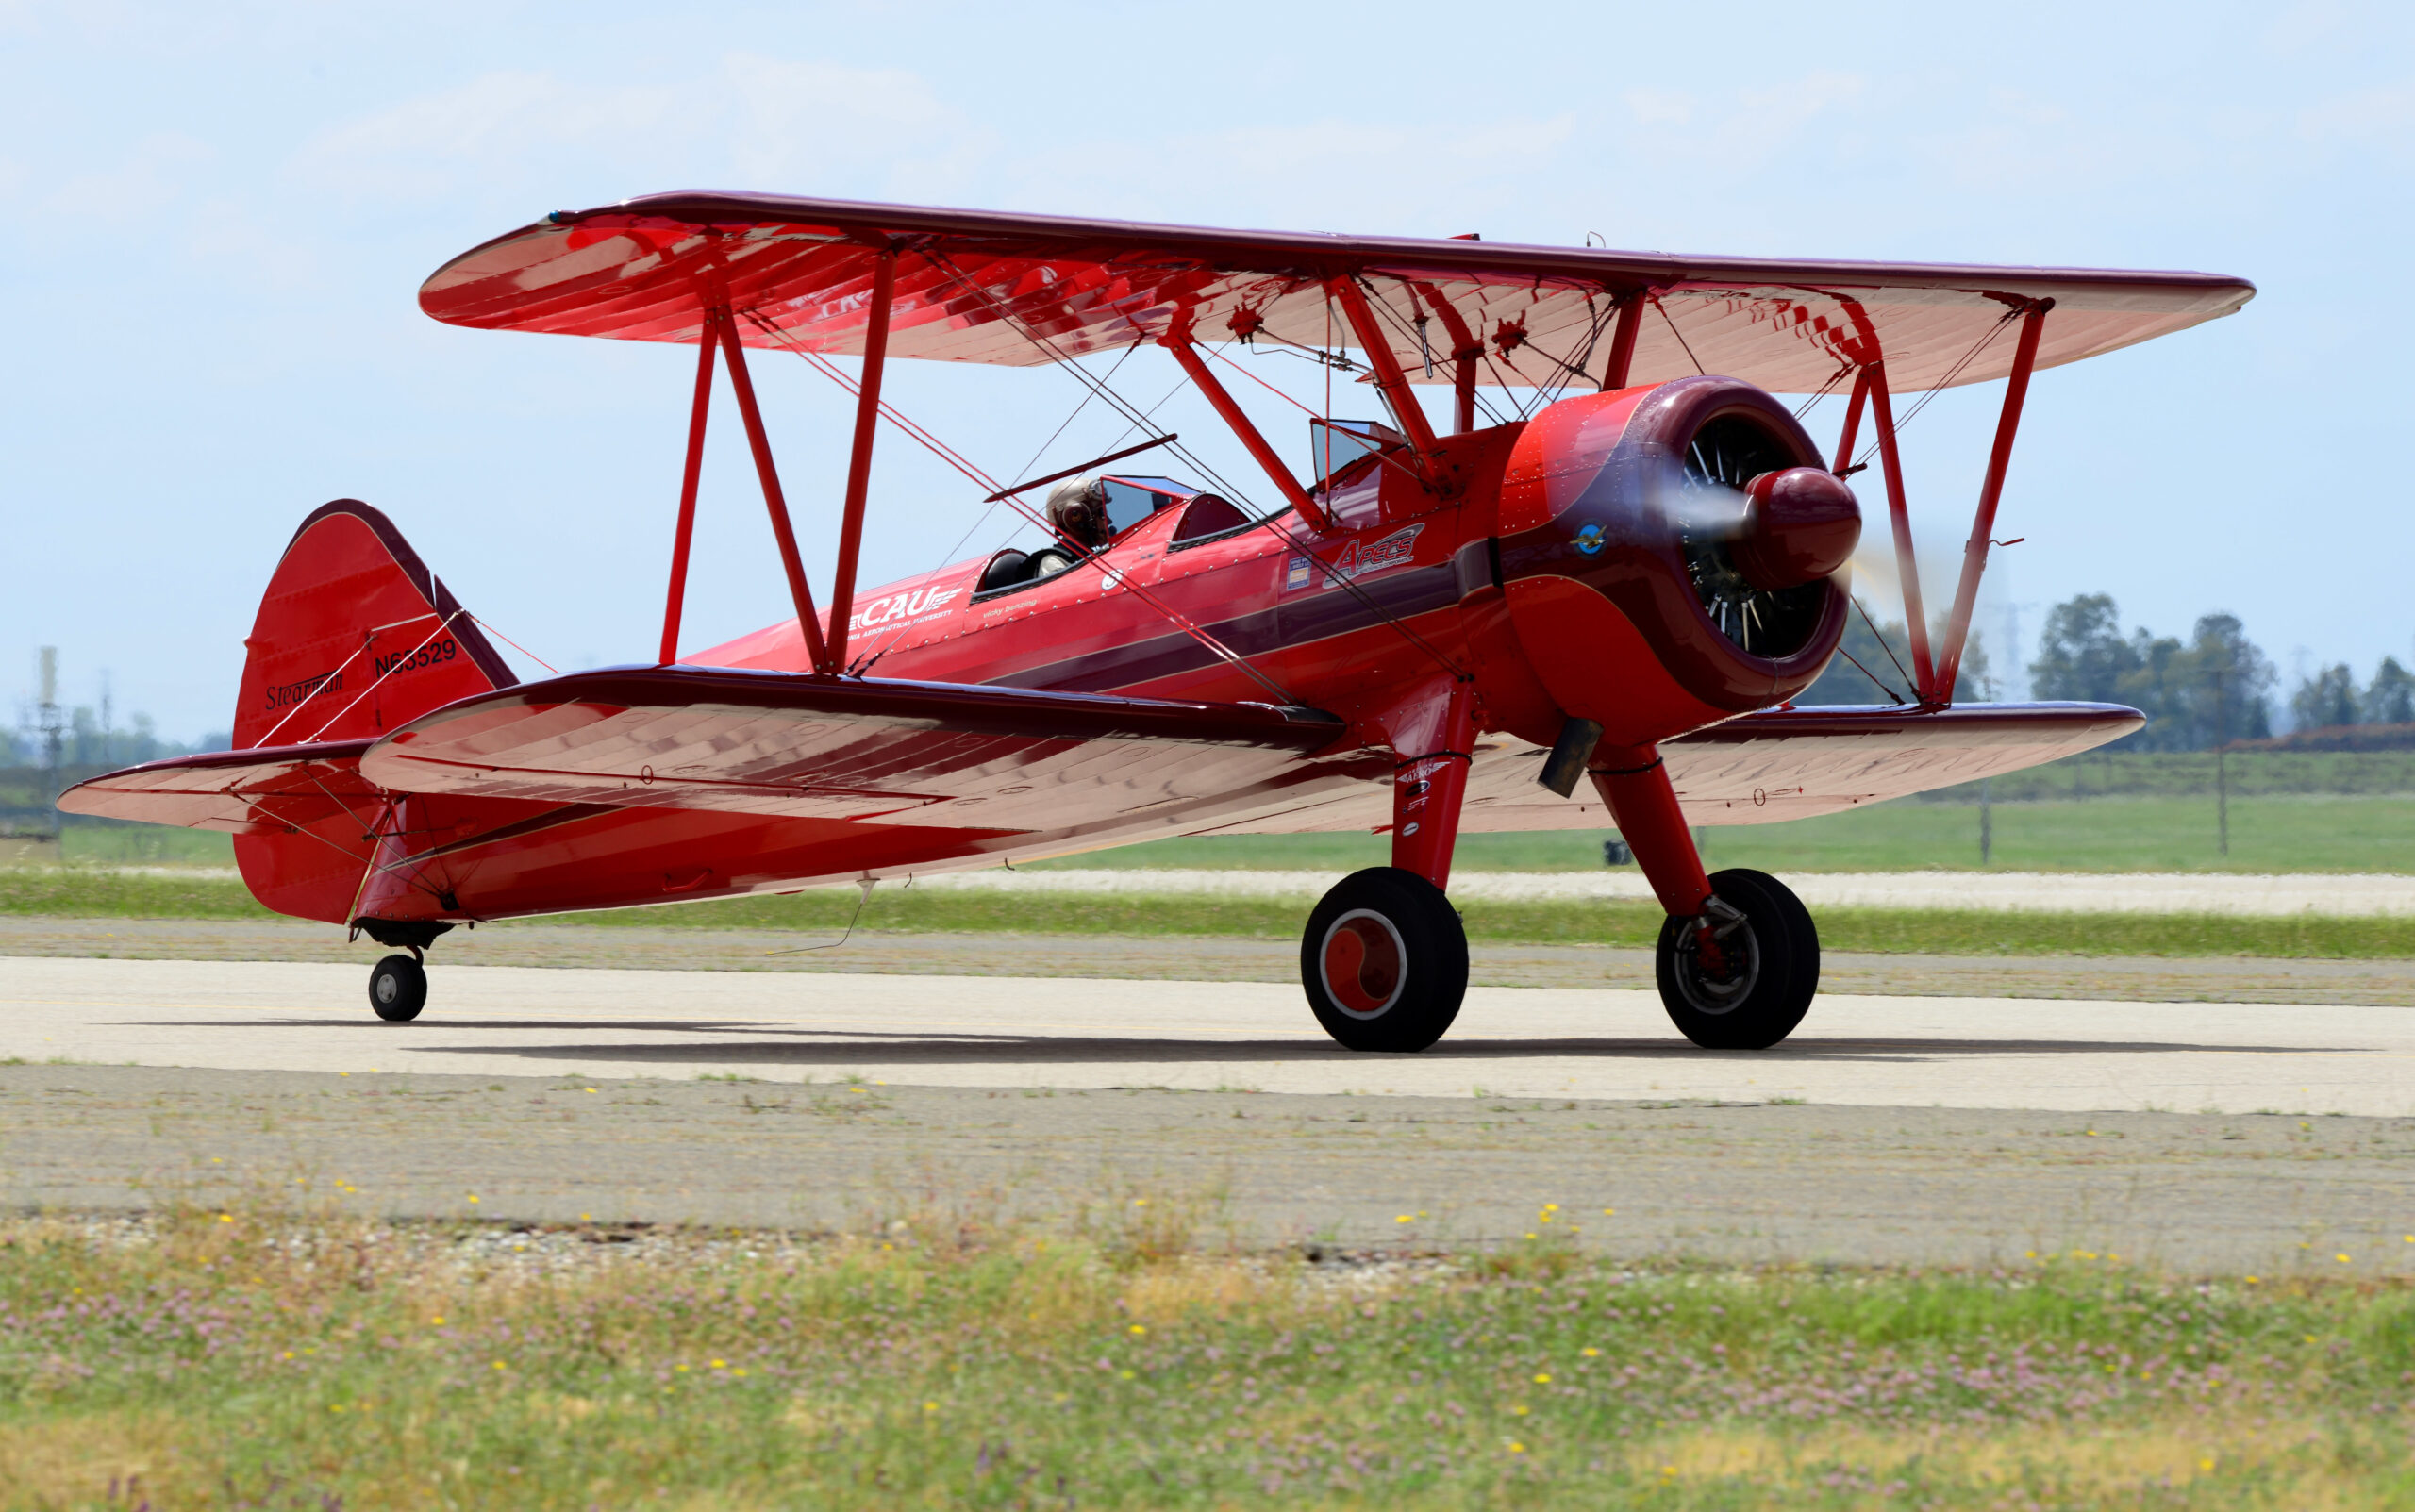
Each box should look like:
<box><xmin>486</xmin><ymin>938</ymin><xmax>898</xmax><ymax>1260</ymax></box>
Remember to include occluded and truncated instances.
<box><xmin>1533</xmin><ymin>1373</ymin><xmax>1551</xmax><ymax>1385</ymax></box>
<box><xmin>711</xmin><ymin>1359</ymin><xmax>726</xmax><ymax>1370</ymax></box>
<box><xmin>924</xmin><ymin>1401</ymin><xmax>938</xmax><ymax>1412</ymax></box>
<box><xmin>2244</xmin><ymin>1275</ymin><xmax>2259</xmax><ymax>1285</ymax></box>
<box><xmin>1581</xmin><ymin>1348</ymin><xmax>1599</xmax><ymax>1358</ymax></box>
<box><xmin>491</xmin><ymin>1361</ymin><xmax>507</xmax><ymax>1371</ymax></box>
<box><xmin>1128</xmin><ymin>1325</ymin><xmax>1146</xmax><ymax>1336</ymax></box>
<box><xmin>283</xmin><ymin>1352</ymin><xmax>295</xmax><ymax>1360</ymax></box>
<box><xmin>1524</xmin><ymin>1232</ymin><xmax>1538</xmax><ymax>1240</ymax></box>
<box><xmin>217</xmin><ymin>1214</ymin><xmax>233</xmax><ymax>1224</ymax></box>
<box><xmin>581</xmin><ymin>1213</ymin><xmax>592</xmax><ymax>1221</ymax></box>
<box><xmin>2336</xmin><ymin>1253</ymin><xmax>2351</xmax><ymax>1263</ymax></box>
<box><xmin>733</xmin><ymin>1369</ymin><xmax>747</xmax><ymax>1378</ymax></box>
<box><xmin>1602</xmin><ymin>1208</ymin><xmax>1614</xmax><ymax>1217</ymax></box>
<box><xmin>2201</xmin><ymin>1458</ymin><xmax>2215</xmax><ymax>1471</ymax></box>
<box><xmin>430</xmin><ymin>1317</ymin><xmax>445</xmax><ymax>1326</ymax></box>
<box><xmin>585</xmin><ymin>1088</ymin><xmax>597</xmax><ymax>1094</ymax></box>
<box><xmin>467</xmin><ymin>1195</ymin><xmax>479</xmax><ymax>1205</ymax></box>
<box><xmin>1119</xmin><ymin>1370</ymin><xmax>1135</xmax><ymax>1380</ymax></box>
<box><xmin>1396</xmin><ymin>1215</ymin><xmax>1413</xmax><ymax>1224</ymax></box>
<box><xmin>1507</xmin><ymin>1440</ymin><xmax>1525</xmax><ymax>1454</ymax></box>
<box><xmin>1511</xmin><ymin>1404</ymin><xmax>1529</xmax><ymax>1417</ymax></box>
<box><xmin>676</xmin><ymin>1365</ymin><xmax>690</xmax><ymax>1373</ymax></box>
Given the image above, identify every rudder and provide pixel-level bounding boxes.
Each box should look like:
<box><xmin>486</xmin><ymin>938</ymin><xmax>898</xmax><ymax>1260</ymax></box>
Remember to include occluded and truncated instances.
<box><xmin>234</xmin><ymin>500</ymin><xmax>515</xmax><ymax>748</ymax></box>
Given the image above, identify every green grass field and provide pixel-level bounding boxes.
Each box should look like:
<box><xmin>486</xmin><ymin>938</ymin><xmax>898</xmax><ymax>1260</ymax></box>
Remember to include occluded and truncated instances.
<box><xmin>8</xmin><ymin>867</ymin><xmax>2415</xmax><ymax>958</ymax></box>
<box><xmin>21</xmin><ymin>786</ymin><xmax>2415</xmax><ymax>875</ymax></box>
<box><xmin>1038</xmin><ymin>792</ymin><xmax>2415</xmax><ymax>874</ymax></box>
<box><xmin>4</xmin><ymin>1199</ymin><xmax>2411</xmax><ymax>1510</ymax></box>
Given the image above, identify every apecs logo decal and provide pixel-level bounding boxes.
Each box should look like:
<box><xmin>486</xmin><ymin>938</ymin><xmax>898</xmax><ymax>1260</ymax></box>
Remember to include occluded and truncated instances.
<box><xmin>1291</xmin><ymin>523</ymin><xmax>1425</xmax><ymax>590</ymax></box>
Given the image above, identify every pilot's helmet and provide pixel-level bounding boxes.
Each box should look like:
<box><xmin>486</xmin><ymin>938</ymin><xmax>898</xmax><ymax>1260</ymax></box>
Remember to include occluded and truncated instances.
<box><xmin>1045</xmin><ymin>474</ymin><xmax>1111</xmax><ymax>548</ymax></box>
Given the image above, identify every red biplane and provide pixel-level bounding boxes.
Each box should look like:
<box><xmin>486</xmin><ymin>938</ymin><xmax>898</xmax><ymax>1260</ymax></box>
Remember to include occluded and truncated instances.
<box><xmin>62</xmin><ymin>194</ymin><xmax>2251</xmax><ymax>1051</ymax></box>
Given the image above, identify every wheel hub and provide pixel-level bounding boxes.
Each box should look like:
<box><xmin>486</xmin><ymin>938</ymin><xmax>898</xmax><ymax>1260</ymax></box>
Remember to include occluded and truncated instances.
<box><xmin>1320</xmin><ymin>910</ymin><xmax>1407</xmax><ymax>1018</ymax></box>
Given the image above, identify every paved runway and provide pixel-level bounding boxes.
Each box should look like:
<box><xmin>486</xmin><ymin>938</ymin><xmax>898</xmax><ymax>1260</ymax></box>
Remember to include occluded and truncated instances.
<box><xmin>4</xmin><ymin>955</ymin><xmax>2409</xmax><ymax>1116</ymax></box>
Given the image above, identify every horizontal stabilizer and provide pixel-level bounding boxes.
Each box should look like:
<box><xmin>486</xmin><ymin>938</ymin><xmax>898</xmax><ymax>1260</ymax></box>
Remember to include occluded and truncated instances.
<box><xmin>57</xmin><ymin>740</ymin><xmax>380</xmax><ymax>835</ymax></box>
<box><xmin>358</xmin><ymin>666</ymin><xmax>1351</xmax><ymax>831</ymax></box>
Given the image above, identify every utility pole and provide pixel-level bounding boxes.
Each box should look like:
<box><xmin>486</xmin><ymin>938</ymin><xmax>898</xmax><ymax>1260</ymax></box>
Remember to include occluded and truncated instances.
<box><xmin>36</xmin><ymin>648</ymin><xmax>63</xmax><ymax>842</ymax></box>
<box><xmin>1979</xmin><ymin>777</ymin><xmax>1992</xmax><ymax>866</ymax></box>
<box><xmin>2211</xmin><ymin>664</ymin><xmax>2230</xmax><ymax>859</ymax></box>
<box><xmin>99</xmin><ymin>670</ymin><xmax>113</xmax><ymax>768</ymax></box>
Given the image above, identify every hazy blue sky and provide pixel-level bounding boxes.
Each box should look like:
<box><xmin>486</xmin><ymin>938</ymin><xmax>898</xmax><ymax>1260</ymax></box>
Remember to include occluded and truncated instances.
<box><xmin>3</xmin><ymin>0</ymin><xmax>2407</xmax><ymax>738</ymax></box>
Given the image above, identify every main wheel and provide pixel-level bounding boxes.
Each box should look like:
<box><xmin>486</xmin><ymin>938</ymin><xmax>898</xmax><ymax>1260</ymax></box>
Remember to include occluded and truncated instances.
<box><xmin>1300</xmin><ymin>867</ymin><xmax>1469</xmax><ymax>1053</ymax></box>
<box><xmin>369</xmin><ymin>954</ymin><xmax>427</xmax><ymax>1022</ymax></box>
<box><xmin>1655</xmin><ymin>868</ymin><xmax>1819</xmax><ymax>1049</ymax></box>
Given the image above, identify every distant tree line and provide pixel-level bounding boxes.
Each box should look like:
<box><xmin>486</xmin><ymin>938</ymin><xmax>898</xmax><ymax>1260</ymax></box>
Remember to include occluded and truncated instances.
<box><xmin>1801</xmin><ymin>592</ymin><xmax>2415</xmax><ymax>752</ymax></box>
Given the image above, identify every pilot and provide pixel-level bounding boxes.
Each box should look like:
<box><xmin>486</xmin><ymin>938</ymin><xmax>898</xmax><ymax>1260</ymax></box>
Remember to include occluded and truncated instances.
<box><xmin>1044</xmin><ymin>474</ymin><xmax>1112</xmax><ymax>551</ymax></box>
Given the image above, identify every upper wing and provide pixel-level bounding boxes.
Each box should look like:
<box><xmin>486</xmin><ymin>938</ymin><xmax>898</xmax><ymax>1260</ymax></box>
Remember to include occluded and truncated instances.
<box><xmin>421</xmin><ymin>192</ymin><xmax>2253</xmax><ymax>395</ymax></box>
<box><xmin>57</xmin><ymin>740</ymin><xmax>381</xmax><ymax>834</ymax></box>
<box><xmin>356</xmin><ymin>665</ymin><xmax>1357</xmax><ymax>831</ymax></box>
<box><xmin>1202</xmin><ymin>702</ymin><xmax>2143</xmax><ymax>836</ymax></box>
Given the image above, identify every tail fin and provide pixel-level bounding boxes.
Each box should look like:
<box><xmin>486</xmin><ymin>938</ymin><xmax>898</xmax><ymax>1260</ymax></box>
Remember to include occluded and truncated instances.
<box><xmin>234</xmin><ymin>500</ymin><xmax>516</xmax><ymax>749</ymax></box>
<box><xmin>230</xmin><ymin>501</ymin><xmax>517</xmax><ymax>924</ymax></box>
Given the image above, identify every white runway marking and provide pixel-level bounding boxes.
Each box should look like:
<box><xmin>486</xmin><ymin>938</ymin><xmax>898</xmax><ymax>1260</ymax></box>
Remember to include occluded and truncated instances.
<box><xmin>6</xmin><ymin>955</ymin><xmax>2410</xmax><ymax>1117</ymax></box>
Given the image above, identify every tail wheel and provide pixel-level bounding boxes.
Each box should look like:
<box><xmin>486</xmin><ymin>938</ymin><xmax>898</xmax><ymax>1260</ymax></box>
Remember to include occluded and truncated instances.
<box><xmin>1655</xmin><ymin>868</ymin><xmax>1819</xmax><ymax>1050</ymax></box>
<box><xmin>1300</xmin><ymin>867</ymin><xmax>1469</xmax><ymax>1053</ymax></box>
<box><xmin>369</xmin><ymin>954</ymin><xmax>427</xmax><ymax>1022</ymax></box>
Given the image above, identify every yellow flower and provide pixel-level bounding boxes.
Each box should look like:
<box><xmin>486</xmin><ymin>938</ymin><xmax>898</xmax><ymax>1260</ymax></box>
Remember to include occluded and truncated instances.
<box><xmin>1510</xmin><ymin>1404</ymin><xmax>1529</xmax><ymax>1417</ymax></box>
<box><xmin>2200</xmin><ymin>1458</ymin><xmax>2215</xmax><ymax>1471</ymax></box>
<box><xmin>675</xmin><ymin>1364</ymin><xmax>690</xmax><ymax>1373</ymax></box>
<box><xmin>217</xmin><ymin>1214</ymin><xmax>233</xmax><ymax>1224</ymax></box>
<box><xmin>1507</xmin><ymin>1440</ymin><xmax>1525</xmax><ymax>1454</ymax></box>
<box><xmin>924</xmin><ymin>1400</ymin><xmax>938</xmax><ymax>1412</ymax></box>
<box><xmin>1119</xmin><ymin>1370</ymin><xmax>1135</xmax><ymax>1380</ymax></box>
<box><xmin>430</xmin><ymin>1317</ymin><xmax>445</xmax><ymax>1326</ymax></box>
<box><xmin>1128</xmin><ymin>1324</ymin><xmax>1146</xmax><ymax>1336</ymax></box>
<box><xmin>1533</xmin><ymin>1373</ymin><xmax>1551</xmax><ymax>1385</ymax></box>
<box><xmin>283</xmin><ymin>1351</ymin><xmax>294</xmax><ymax>1360</ymax></box>
<box><xmin>466</xmin><ymin>1195</ymin><xmax>479</xmax><ymax>1204</ymax></box>
<box><xmin>2244</xmin><ymin>1275</ymin><xmax>2259</xmax><ymax>1285</ymax></box>
<box><xmin>491</xmin><ymin>1361</ymin><xmax>507</xmax><ymax>1371</ymax></box>
<box><xmin>1396</xmin><ymin>1215</ymin><xmax>1413</xmax><ymax>1223</ymax></box>
<box><xmin>711</xmin><ymin>1359</ymin><xmax>726</xmax><ymax>1370</ymax></box>
<box><xmin>580</xmin><ymin>1213</ymin><xmax>591</xmax><ymax>1221</ymax></box>
<box><xmin>1524</xmin><ymin>1232</ymin><xmax>1538</xmax><ymax>1240</ymax></box>
<box><xmin>1602</xmin><ymin>1208</ymin><xmax>1614</xmax><ymax>1217</ymax></box>
<box><xmin>1581</xmin><ymin>1348</ymin><xmax>1600</xmax><ymax>1358</ymax></box>
<box><xmin>2336</xmin><ymin>1253</ymin><xmax>2351</xmax><ymax>1263</ymax></box>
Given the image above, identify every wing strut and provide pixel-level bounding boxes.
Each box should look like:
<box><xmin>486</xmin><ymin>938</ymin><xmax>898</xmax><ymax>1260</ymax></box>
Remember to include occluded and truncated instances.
<box><xmin>1329</xmin><ymin>279</ymin><xmax>1440</xmax><ymax>461</ymax></box>
<box><xmin>659</xmin><ymin>307</ymin><xmax>719</xmax><ymax>664</ymax></box>
<box><xmin>1934</xmin><ymin>300</ymin><xmax>2051</xmax><ymax>694</ymax></box>
<box><xmin>824</xmin><ymin>247</ymin><xmax>897</xmax><ymax>673</ymax></box>
<box><xmin>716</xmin><ymin>308</ymin><xmax>834</xmax><ymax>674</ymax></box>
<box><xmin>1847</xmin><ymin>298</ymin><xmax>2052</xmax><ymax>705</ymax></box>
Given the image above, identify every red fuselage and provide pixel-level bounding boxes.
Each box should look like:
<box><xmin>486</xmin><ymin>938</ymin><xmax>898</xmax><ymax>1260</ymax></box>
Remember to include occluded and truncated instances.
<box><xmin>246</xmin><ymin>376</ymin><xmax>1854</xmax><ymax>926</ymax></box>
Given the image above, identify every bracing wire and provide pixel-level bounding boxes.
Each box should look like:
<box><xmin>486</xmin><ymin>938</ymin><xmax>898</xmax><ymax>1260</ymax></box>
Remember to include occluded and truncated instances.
<box><xmin>741</xmin><ymin>305</ymin><xmax>1307</xmax><ymax>704</ymax></box>
<box><xmin>922</xmin><ymin>252</ymin><xmax>1466</xmax><ymax>679</ymax></box>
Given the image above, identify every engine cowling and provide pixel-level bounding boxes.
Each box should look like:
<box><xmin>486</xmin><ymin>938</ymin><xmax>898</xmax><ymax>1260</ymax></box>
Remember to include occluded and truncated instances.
<box><xmin>1488</xmin><ymin>375</ymin><xmax>1860</xmax><ymax>746</ymax></box>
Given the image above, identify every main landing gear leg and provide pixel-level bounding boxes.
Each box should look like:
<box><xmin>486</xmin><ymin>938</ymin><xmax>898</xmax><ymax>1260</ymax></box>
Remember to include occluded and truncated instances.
<box><xmin>355</xmin><ymin>918</ymin><xmax>453</xmax><ymax>1024</ymax></box>
<box><xmin>1590</xmin><ymin>745</ymin><xmax>1819</xmax><ymax>1050</ymax></box>
<box><xmin>1302</xmin><ymin>688</ymin><xmax>1474</xmax><ymax>1054</ymax></box>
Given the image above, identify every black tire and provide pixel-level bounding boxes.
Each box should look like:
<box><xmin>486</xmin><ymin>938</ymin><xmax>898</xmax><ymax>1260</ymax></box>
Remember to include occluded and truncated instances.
<box><xmin>1300</xmin><ymin>867</ymin><xmax>1469</xmax><ymax>1053</ymax></box>
<box><xmin>1655</xmin><ymin>868</ymin><xmax>1818</xmax><ymax>1049</ymax></box>
<box><xmin>369</xmin><ymin>955</ymin><xmax>427</xmax><ymax>1022</ymax></box>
